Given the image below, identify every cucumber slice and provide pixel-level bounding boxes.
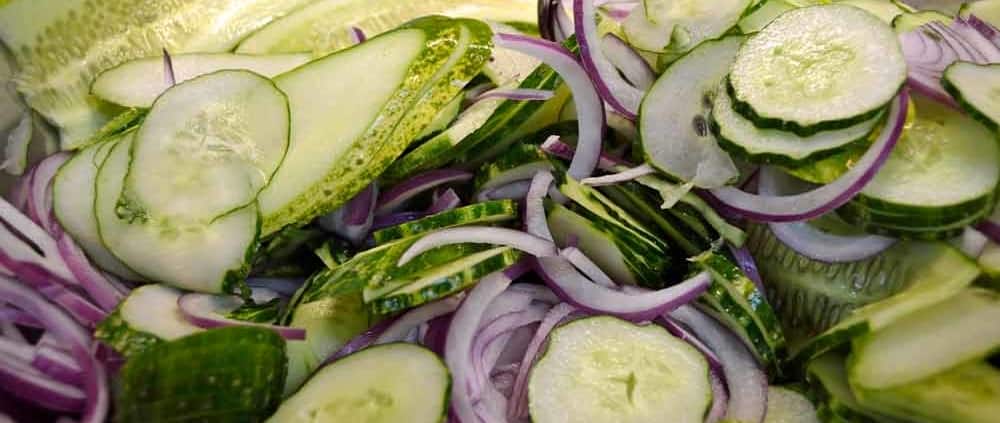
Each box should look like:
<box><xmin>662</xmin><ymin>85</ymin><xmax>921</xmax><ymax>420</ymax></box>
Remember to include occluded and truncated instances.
<box><xmin>892</xmin><ymin>10</ymin><xmax>951</xmax><ymax>33</ymax></box>
<box><xmin>367</xmin><ymin>246</ymin><xmax>522</xmax><ymax>315</ymax></box>
<box><xmin>259</xmin><ymin>18</ymin><xmax>493</xmax><ymax>234</ymax></box>
<box><xmin>115</xmin><ymin>326</ymin><xmax>286</xmax><ymax>423</ymax></box>
<box><xmin>95</xmin><ymin>285</ymin><xmax>203</xmax><ymax>357</ymax></box>
<box><xmin>738</xmin><ymin>0</ymin><xmax>797</xmax><ymax>33</ymax></box>
<box><xmin>269</xmin><ymin>343</ymin><xmax>449</xmax><ymax>423</ymax></box>
<box><xmin>372</xmin><ymin>200</ymin><xmax>519</xmax><ymax>245</ymax></box>
<box><xmin>852</xmin><ymin>360</ymin><xmax>1000</xmax><ymax>423</ymax></box>
<box><xmin>95</xmin><ymin>134</ymin><xmax>259</xmax><ymax>294</ymax></box>
<box><xmin>53</xmin><ymin>136</ymin><xmax>141</xmax><ymax>280</ymax></box>
<box><xmin>849</xmin><ymin>288</ymin><xmax>1000</xmax><ymax>390</ymax></box>
<box><xmin>728</xmin><ymin>5</ymin><xmax>906</xmax><ymax>135</ymax></box>
<box><xmin>528</xmin><ymin>316</ymin><xmax>711</xmax><ymax>423</ymax></box>
<box><xmin>122</xmin><ymin>70</ymin><xmax>290</xmax><ymax>225</ymax></box>
<box><xmin>623</xmin><ymin>0</ymin><xmax>752</xmax><ymax>55</ymax></box>
<box><xmin>79</xmin><ymin>108</ymin><xmax>147</xmax><ymax>150</ymax></box>
<box><xmin>842</xmin><ymin>94</ymin><xmax>1000</xmax><ymax>236</ymax></box>
<box><xmin>474</xmin><ymin>143</ymin><xmax>551</xmax><ymax>192</ymax></box>
<box><xmin>942</xmin><ymin>61</ymin><xmax>1000</xmax><ymax>131</ymax></box>
<box><xmin>640</xmin><ymin>35</ymin><xmax>742</xmax><ymax>188</ymax></box>
<box><xmin>806</xmin><ymin>352</ymin><xmax>903</xmax><ymax>423</ymax></box>
<box><xmin>0</xmin><ymin>0</ymin><xmax>312</xmax><ymax>149</ymax></box>
<box><xmin>92</xmin><ymin>53</ymin><xmax>310</xmax><ymax>108</ymax></box>
<box><xmin>836</xmin><ymin>0</ymin><xmax>907</xmax><ymax>23</ymax></box>
<box><xmin>961</xmin><ymin>0</ymin><xmax>1000</xmax><ymax>26</ymax></box>
<box><xmin>416</xmin><ymin>93</ymin><xmax>463</xmax><ymax>140</ymax></box>
<box><xmin>236</xmin><ymin>0</ymin><xmax>536</xmax><ymax>55</ymax></box>
<box><xmin>765</xmin><ymin>387</ymin><xmax>820</xmax><ymax>423</ymax></box>
<box><xmin>712</xmin><ymin>80</ymin><xmax>884</xmax><ymax>165</ymax></box>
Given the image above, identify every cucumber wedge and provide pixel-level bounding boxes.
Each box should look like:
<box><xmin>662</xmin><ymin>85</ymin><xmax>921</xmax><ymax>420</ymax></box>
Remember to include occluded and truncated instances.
<box><xmin>92</xmin><ymin>53</ymin><xmax>310</xmax><ymax>108</ymax></box>
<box><xmin>268</xmin><ymin>343</ymin><xmax>449</xmax><ymax>423</ymax></box>
<box><xmin>94</xmin><ymin>284</ymin><xmax>203</xmax><ymax>357</ymax></box>
<box><xmin>0</xmin><ymin>0</ymin><xmax>312</xmax><ymax>149</ymax></box>
<box><xmin>622</xmin><ymin>0</ymin><xmax>752</xmax><ymax>55</ymax></box>
<box><xmin>236</xmin><ymin>0</ymin><xmax>536</xmax><ymax>56</ymax></box>
<box><xmin>640</xmin><ymin>35</ymin><xmax>743</xmax><ymax>188</ymax></box>
<box><xmin>372</xmin><ymin>200</ymin><xmax>518</xmax><ymax>245</ymax></box>
<box><xmin>259</xmin><ymin>17</ymin><xmax>493</xmax><ymax>234</ymax></box>
<box><xmin>529</xmin><ymin>316</ymin><xmax>711</xmax><ymax>423</ymax></box>
<box><xmin>115</xmin><ymin>326</ymin><xmax>286</xmax><ymax>423</ymax></box>
<box><xmin>122</xmin><ymin>70</ymin><xmax>290</xmax><ymax>225</ymax></box>
<box><xmin>942</xmin><ymin>61</ymin><xmax>1000</xmax><ymax>131</ymax></box>
<box><xmin>95</xmin><ymin>134</ymin><xmax>259</xmax><ymax>294</ymax></box>
<box><xmin>728</xmin><ymin>5</ymin><xmax>906</xmax><ymax>135</ymax></box>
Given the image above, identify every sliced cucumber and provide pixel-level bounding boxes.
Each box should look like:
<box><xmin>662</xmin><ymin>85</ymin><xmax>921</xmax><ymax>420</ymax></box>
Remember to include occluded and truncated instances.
<box><xmin>79</xmin><ymin>108</ymin><xmax>147</xmax><ymax>150</ymax></box>
<box><xmin>122</xmin><ymin>70</ymin><xmax>289</xmax><ymax>225</ymax></box>
<box><xmin>806</xmin><ymin>352</ymin><xmax>901</xmax><ymax>423</ymax></box>
<box><xmin>268</xmin><ymin>343</ymin><xmax>449</xmax><ymax>423</ymax></box>
<box><xmin>836</xmin><ymin>0</ymin><xmax>908</xmax><ymax>23</ymax></box>
<box><xmin>712</xmin><ymin>80</ymin><xmax>884</xmax><ymax>165</ymax></box>
<box><xmin>892</xmin><ymin>10</ymin><xmax>952</xmax><ymax>33</ymax></box>
<box><xmin>529</xmin><ymin>316</ymin><xmax>711</xmax><ymax>423</ymax></box>
<box><xmin>623</xmin><ymin>0</ymin><xmax>752</xmax><ymax>55</ymax></box>
<box><xmin>640</xmin><ymin>35</ymin><xmax>743</xmax><ymax>188</ymax></box>
<box><xmin>372</xmin><ymin>200</ymin><xmax>518</xmax><ymax>245</ymax></box>
<box><xmin>765</xmin><ymin>387</ymin><xmax>820</xmax><ymax>423</ymax></box>
<box><xmin>95</xmin><ymin>134</ymin><xmax>259</xmax><ymax>294</ymax></box>
<box><xmin>848</xmin><ymin>288</ymin><xmax>1000</xmax><ymax>390</ymax></box>
<box><xmin>841</xmin><ymin>94</ymin><xmax>1000</xmax><ymax>237</ymax></box>
<box><xmin>852</xmin><ymin>360</ymin><xmax>1000</xmax><ymax>423</ymax></box>
<box><xmin>53</xmin><ymin>136</ymin><xmax>141</xmax><ymax>280</ymax></box>
<box><xmin>738</xmin><ymin>0</ymin><xmax>797</xmax><ymax>34</ymax></box>
<box><xmin>259</xmin><ymin>17</ymin><xmax>493</xmax><ymax>234</ymax></box>
<box><xmin>94</xmin><ymin>284</ymin><xmax>203</xmax><ymax>357</ymax></box>
<box><xmin>728</xmin><ymin>5</ymin><xmax>906</xmax><ymax>135</ymax></box>
<box><xmin>115</xmin><ymin>326</ymin><xmax>286</xmax><ymax>423</ymax></box>
<box><xmin>236</xmin><ymin>0</ymin><xmax>536</xmax><ymax>55</ymax></box>
<box><xmin>0</xmin><ymin>0</ymin><xmax>312</xmax><ymax>149</ymax></box>
<box><xmin>92</xmin><ymin>53</ymin><xmax>310</xmax><ymax>108</ymax></box>
<box><xmin>416</xmin><ymin>93</ymin><xmax>463</xmax><ymax>140</ymax></box>
<box><xmin>474</xmin><ymin>143</ymin><xmax>551</xmax><ymax>192</ymax></box>
<box><xmin>942</xmin><ymin>61</ymin><xmax>1000</xmax><ymax>131</ymax></box>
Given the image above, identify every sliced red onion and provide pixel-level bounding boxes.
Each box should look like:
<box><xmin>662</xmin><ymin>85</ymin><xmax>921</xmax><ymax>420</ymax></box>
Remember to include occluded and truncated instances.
<box><xmin>375</xmin><ymin>295</ymin><xmax>463</xmax><ymax>345</ymax></box>
<box><xmin>397</xmin><ymin>227</ymin><xmax>558</xmax><ymax>266</ymax></box>
<box><xmin>538</xmin><ymin>0</ymin><xmax>560</xmax><ymax>42</ymax></box>
<box><xmin>474</xmin><ymin>87</ymin><xmax>555</xmax><ymax>102</ymax></box>
<box><xmin>494</xmin><ymin>33</ymin><xmax>605</xmax><ymax>179</ymax></box>
<box><xmin>9</xmin><ymin>170</ymin><xmax>32</xmax><ymax>212</ymax></box>
<box><xmin>507</xmin><ymin>283</ymin><xmax>560</xmax><ymax>304</ymax></box>
<box><xmin>536</xmin><ymin>256</ymin><xmax>710</xmax><ymax>321</ymax></box>
<box><xmin>727</xmin><ymin>244</ymin><xmax>765</xmax><ymax>294</ymax></box>
<box><xmin>421</xmin><ymin>315</ymin><xmax>451</xmax><ymax>356</ymax></box>
<box><xmin>601</xmin><ymin>33</ymin><xmax>653</xmax><ymax>90</ymax></box>
<box><xmin>376</xmin><ymin>169</ymin><xmax>472</xmax><ymax>215</ymax></box>
<box><xmin>0</xmin><ymin>197</ymin><xmax>73</xmax><ymax>281</ymax></box>
<box><xmin>554</xmin><ymin>1</ymin><xmax>575</xmax><ymax>42</ymax></box>
<box><xmin>162</xmin><ymin>49</ymin><xmax>175</xmax><ymax>86</ymax></box>
<box><xmin>325</xmin><ymin>318</ymin><xmax>396</xmax><ymax>364</ymax></box>
<box><xmin>580</xmin><ymin>163</ymin><xmax>655</xmax><ymax>186</ymax></box>
<box><xmin>657</xmin><ymin>316</ymin><xmax>723</xmax><ymax>370</ymax></box>
<box><xmin>56</xmin><ymin>234</ymin><xmax>124</xmax><ymax>311</ymax></box>
<box><xmin>246</xmin><ymin>277</ymin><xmax>303</xmax><ymax>297</ymax></box>
<box><xmin>756</xmin><ymin>167</ymin><xmax>897</xmax><ymax>262</ymax></box>
<box><xmin>599</xmin><ymin>2</ymin><xmax>636</xmax><ymax>21</ymax></box>
<box><xmin>320</xmin><ymin>182</ymin><xmax>379</xmax><ymax>245</ymax></box>
<box><xmin>27</xmin><ymin>153</ymin><xmax>69</xmax><ymax>236</ymax></box>
<box><xmin>953</xmin><ymin>17</ymin><xmax>1000</xmax><ymax>61</ymax></box>
<box><xmin>707</xmin><ymin>368</ymin><xmax>730</xmax><ymax>423</ymax></box>
<box><xmin>427</xmin><ymin>188</ymin><xmax>461</xmax><ymax>214</ymax></box>
<box><xmin>0</xmin><ymin>336</ymin><xmax>34</xmax><ymax>362</ymax></box>
<box><xmin>957</xmin><ymin>227</ymin><xmax>989</xmax><ymax>258</ymax></box>
<box><xmin>471</xmin><ymin>304</ymin><xmax>549</xmax><ymax>400</ymax></box>
<box><xmin>541</xmin><ymin>135</ymin><xmax>628</xmax><ymax>171</ymax></box>
<box><xmin>32</xmin><ymin>342</ymin><xmax>84</xmax><ymax>386</ymax></box>
<box><xmin>507</xmin><ymin>302</ymin><xmax>576</xmax><ymax>420</ymax></box>
<box><xmin>465</xmin><ymin>82</ymin><xmax>498</xmax><ymax>102</ymax></box>
<box><xmin>575</xmin><ymin>0</ymin><xmax>644</xmax><ymax>118</ymax></box>
<box><xmin>669</xmin><ymin>306</ymin><xmax>768</xmax><ymax>423</ymax></box>
<box><xmin>901</xmin><ymin>19</ymin><xmax>999</xmax><ymax>105</ymax></box>
<box><xmin>0</xmin><ymin>355</ymin><xmax>85</xmax><ymax>412</ymax></box>
<box><xmin>708</xmin><ymin>91</ymin><xmax>908</xmax><ymax>222</ymax></box>
<box><xmin>349</xmin><ymin>26</ymin><xmax>367</xmax><ymax>44</ymax></box>
<box><xmin>559</xmin><ymin>247</ymin><xmax>616</xmax><ymax>288</ymax></box>
<box><xmin>967</xmin><ymin>15</ymin><xmax>1000</xmax><ymax>45</ymax></box>
<box><xmin>525</xmin><ymin>171</ymin><xmax>555</xmax><ymax>241</ymax></box>
<box><xmin>43</xmin><ymin>284</ymin><xmax>106</xmax><ymax>328</ymax></box>
<box><xmin>476</xmin><ymin>180</ymin><xmax>532</xmax><ymax>202</ymax></box>
<box><xmin>177</xmin><ymin>289</ymin><xmax>305</xmax><ymax>340</ymax></box>
<box><xmin>370</xmin><ymin>211</ymin><xmax>428</xmax><ymax>231</ymax></box>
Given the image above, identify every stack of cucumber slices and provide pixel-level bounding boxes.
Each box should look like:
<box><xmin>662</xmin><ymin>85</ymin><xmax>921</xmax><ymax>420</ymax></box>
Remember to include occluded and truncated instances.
<box><xmin>4</xmin><ymin>0</ymin><xmax>1000</xmax><ymax>422</ymax></box>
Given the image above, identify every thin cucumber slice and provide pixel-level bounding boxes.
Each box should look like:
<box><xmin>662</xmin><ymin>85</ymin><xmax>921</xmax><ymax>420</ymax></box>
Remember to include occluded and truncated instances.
<box><xmin>712</xmin><ymin>80</ymin><xmax>884</xmax><ymax>165</ymax></box>
<box><xmin>94</xmin><ymin>285</ymin><xmax>203</xmax><ymax>357</ymax></box>
<box><xmin>806</xmin><ymin>352</ymin><xmax>902</xmax><ymax>423</ymax></box>
<box><xmin>122</xmin><ymin>70</ymin><xmax>290</xmax><ymax>225</ymax></box>
<box><xmin>236</xmin><ymin>0</ymin><xmax>536</xmax><ymax>55</ymax></box>
<box><xmin>892</xmin><ymin>10</ymin><xmax>952</xmax><ymax>33</ymax></box>
<box><xmin>729</xmin><ymin>5</ymin><xmax>906</xmax><ymax>135</ymax></box>
<box><xmin>259</xmin><ymin>18</ymin><xmax>493</xmax><ymax>234</ymax></box>
<box><xmin>836</xmin><ymin>0</ymin><xmax>908</xmax><ymax>23</ymax></box>
<box><xmin>268</xmin><ymin>343</ymin><xmax>449</xmax><ymax>423</ymax></box>
<box><xmin>848</xmin><ymin>288</ymin><xmax>1000</xmax><ymax>390</ymax></box>
<box><xmin>837</xmin><ymin>202</ymin><xmax>987</xmax><ymax>240</ymax></box>
<box><xmin>0</xmin><ymin>0</ymin><xmax>312</xmax><ymax>149</ymax></box>
<box><xmin>115</xmin><ymin>327</ymin><xmax>286</xmax><ymax>423</ymax></box>
<box><xmin>942</xmin><ymin>61</ymin><xmax>1000</xmax><ymax>131</ymax></box>
<box><xmin>95</xmin><ymin>135</ymin><xmax>259</xmax><ymax>294</ymax></box>
<box><xmin>528</xmin><ymin>316</ymin><xmax>711</xmax><ymax>423</ymax></box>
<box><xmin>640</xmin><ymin>35</ymin><xmax>743</xmax><ymax>188</ymax></box>
<box><xmin>416</xmin><ymin>93</ymin><xmax>463</xmax><ymax>140</ymax></box>
<box><xmin>738</xmin><ymin>0</ymin><xmax>797</xmax><ymax>34</ymax></box>
<box><xmin>765</xmin><ymin>387</ymin><xmax>820</xmax><ymax>423</ymax></box>
<box><xmin>78</xmin><ymin>108</ymin><xmax>147</xmax><ymax>151</ymax></box>
<box><xmin>92</xmin><ymin>53</ymin><xmax>310</xmax><ymax>108</ymax></box>
<box><xmin>474</xmin><ymin>143</ymin><xmax>551</xmax><ymax>192</ymax></box>
<box><xmin>623</xmin><ymin>0</ymin><xmax>752</xmax><ymax>55</ymax></box>
<box><xmin>372</xmin><ymin>200</ymin><xmax>519</xmax><ymax>245</ymax></box>
<box><xmin>852</xmin><ymin>360</ymin><xmax>1000</xmax><ymax>423</ymax></box>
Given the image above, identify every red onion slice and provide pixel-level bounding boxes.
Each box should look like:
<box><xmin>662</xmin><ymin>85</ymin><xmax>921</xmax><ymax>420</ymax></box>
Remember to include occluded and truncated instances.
<box><xmin>0</xmin><ymin>355</ymin><xmax>85</xmax><ymax>412</ymax></box>
<box><xmin>349</xmin><ymin>26</ymin><xmax>367</xmax><ymax>44</ymax></box>
<box><xmin>669</xmin><ymin>306</ymin><xmax>767</xmax><ymax>423</ymax></box>
<box><xmin>601</xmin><ymin>33</ymin><xmax>654</xmax><ymax>90</ymax></box>
<box><xmin>471</xmin><ymin>304</ymin><xmax>549</xmax><ymax>400</ymax></box>
<box><xmin>580</xmin><ymin>163</ymin><xmax>655</xmax><ymax>186</ymax></box>
<box><xmin>32</xmin><ymin>342</ymin><xmax>84</xmax><ymax>386</ymax></box>
<box><xmin>375</xmin><ymin>295</ymin><xmax>463</xmax><ymax>345</ymax></box>
<box><xmin>371</xmin><ymin>211</ymin><xmax>428</xmax><ymax>231</ymax></box>
<box><xmin>706</xmin><ymin>368</ymin><xmax>730</xmax><ymax>423</ymax></box>
<box><xmin>525</xmin><ymin>171</ymin><xmax>555</xmax><ymax>241</ymax></box>
<box><xmin>0</xmin><ymin>198</ymin><xmax>73</xmax><ymax>282</ymax></box>
<box><xmin>967</xmin><ymin>15</ymin><xmax>1000</xmax><ymax>46</ymax></box>
<box><xmin>0</xmin><ymin>336</ymin><xmax>34</xmax><ymax>362</ymax></box>
<box><xmin>473</xmin><ymin>87</ymin><xmax>555</xmax><ymax>102</ymax></box>
<box><xmin>56</xmin><ymin>234</ymin><xmax>124</xmax><ymax>311</ymax></box>
<box><xmin>0</xmin><ymin>306</ymin><xmax>43</xmax><ymax>328</ymax></box>
<box><xmin>536</xmin><ymin>256</ymin><xmax>710</xmax><ymax>321</ymax></box>
<box><xmin>177</xmin><ymin>289</ymin><xmax>305</xmax><ymax>340</ymax></box>
<box><xmin>494</xmin><ymin>33</ymin><xmax>605</xmax><ymax>179</ymax></box>
<box><xmin>541</xmin><ymin>135</ymin><xmax>629</xmax><ymax>171</ymax></box>
<box><xmin>320</xmin><ymin>182</ymin><xmax>379</xmax><ymax>245</ymax></box>
<box><xmin>575</xmin><ymin>0</ymin><xmax>644</xmax><ymax>118</ymax></box>
<box><xmin>427</xmin><ymin>188</ymin><xmax>461</xmax><ymax>214</ymax></box>
<box><xmin>397</xmin><ymin>226</ymin><xmax>558</xmax><ymax>266</ymax></box>
<box><xmin>26</xmin><ymin>153</ymin><xmax>70</xmax><ymax>236</ymax></box>
<box><xmin>657</xmin><ymin>317</ymin><xmax>723</xmax><ymax>371</ymax></box>
<box><xmin>559</xmin><ymin>247</ymin><xmax>616</xmax><ymax>288</ymax></box>
<box><xmin>376</xmin><ymin>169</ymin><xmax>472</xmax><ymax>215</ymax></box>
<box><xmin>901</xmin><ymin>19</ymin><xmax>1000</xmax><ymax>105</ymax></box>
<box><xmin>325</xmin><ymin>318</ymin><xmax>396</xmax><ymax>364</ymax></box>
<box><xmin>727</xmin><ymin>244</ymin><xmax>765</xmax><ymax>294</ymax></box>
<box><xmin>476</xmin><ymin>180</ymin><xmax>533</xmax><ymax>201</ymax></box>
<box><xmin>708</xmin><ymin>91</ymin><xmax>908</xmax><ymax>222</ymax></box>
<box><xmin>162</xmin><ymin>49</ymin><xmax>176</xmax><ymax>86</ymax></box>
<box><xmin>957</xmin><ymin>227</ymin><xmax>989</xmax><ymax>258</ymax></box>
<box><xmin>507</xmin><ymin>302</ymin><xmax>576</xmax><ymax>420</ymax></box>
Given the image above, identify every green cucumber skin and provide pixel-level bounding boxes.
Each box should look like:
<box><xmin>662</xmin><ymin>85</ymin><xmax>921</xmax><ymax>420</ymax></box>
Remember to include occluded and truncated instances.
<box><xmin>371</xmin><ymin>200</ymin><xmax>519</xmax><ymax>245</ymax></box>
<box><xmin>76</xmin><ymin>108</ymin><xmax>146</xmax><ymax>151</ymax></box>
<box><xmin>94</xmin><ymin>308</ymin><xmax>164</xmax><ymax>357</ymax></box>
<box><xmin>262</xmin><ymin>17</ymin><xmax>493</xmax><ymax>234</ymax></box>
<box><xmin>472</xmin><ymin>143</ymin><xmax>549</xmax><ymax>190</ymax></box>
<box><xmin>598</xmin><ymin>184</ymin><xmax>712</xmax><ymax>257</ymax></box>
<box><xmin>568</xmin><ymin>205</ymin><xmax>677</xmax><ymax>288</ymax></box>
<box><xmin>711</xmin><ymin>113</ymin><xmax>879</xmax><ymax>167</ymax></box>
<box><xmin>942</xmin><ymin>63</ymin><xmax>1000</xmax><ymax>132</ymax></box>
<box><xmin>837</xmin><ymin>200</ymin><xmax>993</xmax><ymax>241</ymax></box>
<box><xmin>115</xmin><ymin>327</ymin><xmax>287</xmax><ymax>423</ymax></box>
<box><xmin>727</xmin><ymin>80</ymin><xmax>898</xmax><ymax>137</ymax></box>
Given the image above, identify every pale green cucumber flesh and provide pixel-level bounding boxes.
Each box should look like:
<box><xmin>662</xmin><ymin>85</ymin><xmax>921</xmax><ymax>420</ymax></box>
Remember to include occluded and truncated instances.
<box><xmin>416</xmin><ymin>93</ymin><xmax>463</xmax><ymax>140</ymax></box>
<box><xmin>474</xmin><ymin>143</ymin><xmax>552</xmax><ymax>192</ymax></box>
<box><xmin>738</xmin><ymin>0</ymin><xmax>796</xmax><ymax>33</ymax></box>
<box><xmin>623</xmin><ymin>0</ymin><xmax>751</xmax><ymax>54</ymax></box>
<box><xmin>891</xmin><ymin>10</ymin><xmax>951</xmax><ymax>33</ymax></box>
<box><xmin>942</xmin><ymin>61</ymin><xmax>1000</xmax><ymax>131</ymax></box>
<box><xmin>837</xmin><ymin>0</ymin><xmax>908</xmax><ymax>23</ymax></box>
<box><xmin>806</xmin><ymin>352</ymin><xmax>903</xmax><ymax>423</ymax></box>
<box><xmin>764</xmin><ymin>386</ymin><xmax>820</xmax><ymax>423</ymax></box>
<box><xmin>95</xmin><ymin>284</ymin><xmax>203</xmax><ymax>357</ymax></box>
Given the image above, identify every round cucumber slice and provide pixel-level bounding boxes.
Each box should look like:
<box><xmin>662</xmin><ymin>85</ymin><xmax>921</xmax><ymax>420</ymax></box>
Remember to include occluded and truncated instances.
<box><xmin>268</xmin><ymin>343</ymin><xmax>450</xmax><ymax>423</ymax></box>
<box><xmin>943</xmin><ymin>61</ymin><xmax>1000</xmax><ymax>131</ymax></box>
<box><xmin>622</xmin><ymin>0</ymin><xmax>752</xmax><ymax>55</ymax></box>
<box><xmin>528</xmin><ymin>316</ymin><xmax>711</xmax><ymax>423</ymax></box>
<box><xmin>123</xmin><ymin>70</ymin><xmax>290</xmax><ymax>225</ymax></box>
